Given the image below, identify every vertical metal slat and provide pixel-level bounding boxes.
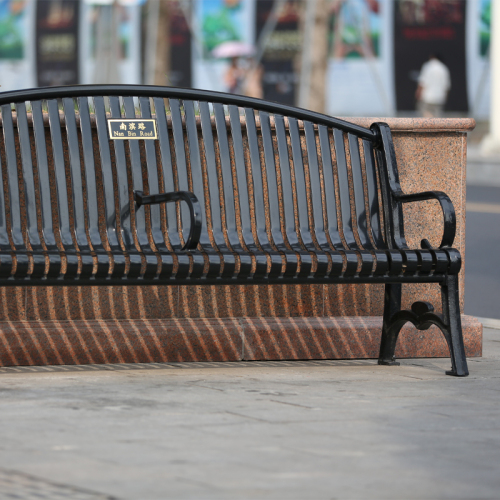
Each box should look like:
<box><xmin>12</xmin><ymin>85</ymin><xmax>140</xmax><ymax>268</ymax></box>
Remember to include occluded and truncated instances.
<box><xmin>184</xmin><ymin>100</ymin><xmax>222</xmax><ymax>278</ymax></box>
<box><xmin>260</xmin><ymin>111</ymin><xmax>297</xmax><ymax>277</ymax></box>
<box><xmin>31</xmin><ymin>100</ymin><xmax>62</xmax><ymax>277</ymax></box>
<box><xmin>333</xmin><ymin>128</ymin><xmax>367</xmax><ymax>276</ymax></box>
<box><xmin>2</xmin><ymin>104</ymin><xmax>29</xmax><ymax>276</ymax></box>
<box><xmin>77</xmin><ymin>96</ymin><xmax>110</xmax><ymax>277</ymax></box>
<box><xmin>243</xmin><ymin>108</ymin><xmax>282</xmax><ymax>277</ymax></box>
<box><xmin>213</xmin><ymin>102</ymin><xmax>246</xmax><ymax>277</ymax></box>
<box><xmin>93</xmin><ymin>95</ymin><xmax>126</xmax><ymax>277</ymax></box>
<box><xmin>169</xmin><ymin>98</ymin><xmax>205</xmax><ymax>278</ymax></box>
<box><xmin>228</xmin><ymin>104</ymin><xmax>268</xmax><ymax>278</ymax></box>
<box><xmin>16</xmin><ymin>102</ymin><xmax>45</xmax><ymax>277</ymax></box>
<box><xmin>109</xmin><ymin>95</ymin><xmax>142</xmax><ymax>279</ymax></box>
<box><xmin>147</xmin><ymin>96</ymin><xmax>179</xmax><ymax>278</ymax></box>
<box><xmin>47</xmin><ymin>99</ymin><xmax>79</xmax><ymax>278</ymax></box>
<box><xmin>0</xmin><ymin>106</ymin><xmax>14</xmax><ymax>276</ymax></box>
<box><xmin>275</xmin><ymin>115</ymin><xmax>316</xmax><ymax>277</ymax></box>
<box><xmin>300</xmin><ymin>121</ymin><xmax>329</xmax><ymax>277</ymax></box>
<box><xmin>317</xmin><ymin>124</ymin><xmax>344</xmax><ymax>276</ymax></box>
<box><xmin>62</xmin><ymin>97</ymin><xmax>95</xmax><ymax>278</ymax></box>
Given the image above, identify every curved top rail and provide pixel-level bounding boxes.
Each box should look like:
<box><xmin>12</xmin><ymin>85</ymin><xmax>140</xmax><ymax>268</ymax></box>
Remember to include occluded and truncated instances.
<box><xmin>0</xmin><ymin>84</ymin><xmax>377</xmax><ymax>141</ymax></box>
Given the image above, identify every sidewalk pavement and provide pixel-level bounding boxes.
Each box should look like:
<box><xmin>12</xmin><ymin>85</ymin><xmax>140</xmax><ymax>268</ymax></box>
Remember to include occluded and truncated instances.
<box><xmin>0</xmin><ymin>324</ymin><xmax>499</xmax><ymax>500</ymax></box>
<box><xmin>467</xmin><ymin>144</ymin><xmax>500</xmax><ymax>186</ymax></box>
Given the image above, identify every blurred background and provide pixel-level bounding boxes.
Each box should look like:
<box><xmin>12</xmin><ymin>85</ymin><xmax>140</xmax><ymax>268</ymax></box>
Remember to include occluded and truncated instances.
<box><xmin>0</xmin><ymin>0</ymin><xmax>492</xmax><ymax>118</ymax></box>
<box><xmin>1</xmin><ymin>0</ymin><xmax>499</xmax><ymax>320</ymax></box>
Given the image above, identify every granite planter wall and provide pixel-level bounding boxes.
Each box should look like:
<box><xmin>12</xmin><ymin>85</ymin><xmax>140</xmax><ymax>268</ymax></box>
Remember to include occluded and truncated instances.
<box><xmin>0</xmin><ymin>115</ymin><xmax>481</xmax><ymax>366</ymax></box>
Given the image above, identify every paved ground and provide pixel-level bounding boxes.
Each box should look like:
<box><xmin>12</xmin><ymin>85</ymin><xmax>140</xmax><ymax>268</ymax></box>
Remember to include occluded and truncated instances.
<box><xmin>464</xmin><ymin>136</ymin><xmax>500</xmax><ymax>318</ymax></box>
<box><xmin>1</xmin><ymin>326</ymin><xmax>499</xmax><ymax>500</ymax></box>
<box><xmin>467</xmin><ymin>145</ymin><xmax>500</xmax><ymax>187</ymax></box>
<box><xmin>465</xmin><ymin>185</ymin><xmax>500</xmax><ymax>319</ymax></box>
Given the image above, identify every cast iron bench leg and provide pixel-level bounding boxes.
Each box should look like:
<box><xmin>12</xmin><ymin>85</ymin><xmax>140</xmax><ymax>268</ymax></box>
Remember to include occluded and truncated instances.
<box><xmin>378</xmin><ymin>278</ymin><xmax>469</xmax><ymax>376</ymax></box>
<box><xmin>441</xmin><ymin>275</ymin><xmax>469</xmax><ymax>377</ymax></box>
<box><xmin>378</xmin><ymin>284</ymin><xmax>402</xmax><ymax>367</ymax></box>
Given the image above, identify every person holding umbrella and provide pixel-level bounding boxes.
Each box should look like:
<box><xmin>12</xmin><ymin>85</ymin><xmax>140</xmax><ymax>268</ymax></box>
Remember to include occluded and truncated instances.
<box><xmin>212</xmin><ymin>41</ymin><xmax>255</xmax><ymax>95</ymax></box>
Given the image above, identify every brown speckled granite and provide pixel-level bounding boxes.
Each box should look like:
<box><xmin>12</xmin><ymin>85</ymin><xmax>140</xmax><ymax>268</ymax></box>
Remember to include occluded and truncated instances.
<box><xmin>0</xmin><ymin>315</ymin><xmax>480</xmax><ymax>367</ymax></box>
<box><xmin>0</xmin><ymin>115</ymin><xmax>481</xmax><ymax>366</ymax></box>
<box><xmin>324</xmin><ymin>283</ymin><xmax>385</xmax><ymax>317</ymax></box>
<box><xmin>0</xmin><ymin>318</ymin><xmax>243</xmax><ymax>366</ymax></box>
<box><xmin>0</xmin><ymin>287</ymin><xmax>27</xmax><ymax>321</ymax></box>
<box><xmin>25</xmin><ymin>286</ymin><xmax>179</xmax><ymax>320</ymax></box>
<box><xmin>341</xmin><ymin>117</ymin><xmax>475</xmax><ymax>132</ymax></box>
<box><xmin>242</xmin><ymin>315</ymin><xmax>481</xmax><ymax>361</ymax></box>
<box><xmin>178</xmin><ymin>284</ymin><xmax>324</xmax><ymax>318</ymax></box>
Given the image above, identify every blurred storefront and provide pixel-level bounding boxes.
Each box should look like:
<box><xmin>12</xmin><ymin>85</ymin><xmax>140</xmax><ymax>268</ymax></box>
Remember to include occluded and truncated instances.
<box><xmin>0</xmin><ymin>0</ymin><xmax>493</xmax><ymax>118</ymax></box>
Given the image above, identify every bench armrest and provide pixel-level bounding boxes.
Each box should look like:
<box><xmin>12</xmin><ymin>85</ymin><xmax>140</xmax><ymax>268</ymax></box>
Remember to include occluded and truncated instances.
<box><xmin>394</xmin><ymin>191</ymin><xmax>456</xmax><ymax>249</ymax></box>
<box><xmin>134</xmin><ymin>190</ymin><xmax>202</xmax><ymax>250</ymax></box>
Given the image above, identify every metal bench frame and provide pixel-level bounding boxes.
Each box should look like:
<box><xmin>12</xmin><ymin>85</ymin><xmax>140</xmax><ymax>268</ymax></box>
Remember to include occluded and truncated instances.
<box><xmin>0</xmin><ymin>85</ymin><xmax>468</xmax><ymax>376</ymax></box>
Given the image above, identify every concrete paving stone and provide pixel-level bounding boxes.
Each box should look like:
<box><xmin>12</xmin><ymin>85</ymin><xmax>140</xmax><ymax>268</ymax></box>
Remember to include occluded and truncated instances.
<box><xmin>0</xmin><ymin>469</ymin><xmax>118</xmax><ymax>500</ymax></box>
<box><xmin>467</xmin><ymin>145</ymin><xmax>500</xmax><ymax>187</ymax></box>
<box><xmin>0</xmin><ymin>327</ymin><xmax>499</xmax><ymax>499</ymax></box>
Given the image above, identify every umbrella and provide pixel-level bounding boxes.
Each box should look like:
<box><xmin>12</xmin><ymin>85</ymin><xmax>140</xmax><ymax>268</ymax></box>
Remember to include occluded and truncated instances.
<box><xmin>211</xmin><ymin>41</ymin><xmax>255</xmax><ymax>59</ymax></box>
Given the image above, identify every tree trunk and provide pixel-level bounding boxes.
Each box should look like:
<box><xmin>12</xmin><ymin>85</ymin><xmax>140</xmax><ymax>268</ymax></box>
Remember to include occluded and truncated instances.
<box><xmin>154</xmin><ymin>0</ymin><xmax>171</xmax><ymax>86</ymax></box>
<box><xmin>307</xmin><ymin>0</ymin><xmax>329</xmax><ymax>113</ymax></box>
<box><xmin>94</xmin><ymin>2</ymin><xmax>121</xmax><ymax>84</ymax></box>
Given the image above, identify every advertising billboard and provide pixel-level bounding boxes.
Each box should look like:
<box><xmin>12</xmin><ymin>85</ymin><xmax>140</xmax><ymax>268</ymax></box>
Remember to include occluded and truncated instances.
<box><xmin>36</xmin><ymin>0</ymin><xmax>80</xmax><ymax>87</ymax></box>
<box><xmin>394</xmin><ymin>0</ymin><xmax>468</xmax><ymax>112</ymax></box>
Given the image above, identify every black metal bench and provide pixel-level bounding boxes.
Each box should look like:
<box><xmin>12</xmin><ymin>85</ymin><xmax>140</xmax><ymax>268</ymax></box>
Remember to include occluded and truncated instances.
<box><xmin>0</xmin><ymin>85</ymin><xmax>468</xmax><ymax>376</ymax></box>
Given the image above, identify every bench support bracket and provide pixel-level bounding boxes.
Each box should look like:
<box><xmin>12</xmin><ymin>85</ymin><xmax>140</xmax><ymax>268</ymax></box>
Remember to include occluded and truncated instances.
<box><xmin>378</xmin><ymin>276</ymin><xmax>468</xmax><ymax>377</ymax></box>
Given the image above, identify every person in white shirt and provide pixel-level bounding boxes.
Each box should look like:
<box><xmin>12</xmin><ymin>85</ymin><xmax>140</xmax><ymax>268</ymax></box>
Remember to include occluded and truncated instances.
<box><xmin>415</xmin><ymin>54</ymin><xmax>451</xmax><ymax>117</ymax></box>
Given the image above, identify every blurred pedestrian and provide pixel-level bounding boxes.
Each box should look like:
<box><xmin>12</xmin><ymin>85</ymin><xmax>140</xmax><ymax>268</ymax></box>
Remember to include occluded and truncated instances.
<box><xmin>415</xmin><ymin>54</ymin><xmax>450</xmax><ymax>117</ymax></box>
<box><xmin>223</xmin><ymin>56</ymin><xmax>244</xmax><ymax>94</ymax></box>
<box><xmin>242</xmin><ymin>58</ymin><xmax>263</xmax><ymax>99</ymax></box>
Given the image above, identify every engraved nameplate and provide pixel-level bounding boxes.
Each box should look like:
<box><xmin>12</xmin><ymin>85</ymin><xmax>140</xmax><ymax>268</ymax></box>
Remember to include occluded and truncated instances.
<box><xmin>108</xmin><ymin>119</ymin><xmax>157</xmax><ymax>140</ymax></box>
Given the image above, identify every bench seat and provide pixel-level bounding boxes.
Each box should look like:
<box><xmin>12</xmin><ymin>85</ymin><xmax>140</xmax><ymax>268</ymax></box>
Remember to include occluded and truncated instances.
<box><xmin>2</xmin><ymin>247</ymin><xmax>459</xmax><ymax>284</ymax></box>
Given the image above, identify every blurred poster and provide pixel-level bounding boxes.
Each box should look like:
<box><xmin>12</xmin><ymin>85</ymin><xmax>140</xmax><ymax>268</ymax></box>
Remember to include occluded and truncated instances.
<box><xmin>255</xmin><ymin>0</ymin><xmax>300</xmax><ymax>105</ymax></box>
<box><xmin>170</xmin><ymin>0</ymin><xmax>191</xmax><ymax>87</ymax></box>
<box><xmin>393</xmin><ymin>0</ymin><xmax>468</xmax><ymax>112</ymax></box>
<box><xmin>0</xmin><ymin>0</ymin><xmax>32</xmax><ymax>91</ymax></box>
<box><xmin>329</xmin><ymin>0</ymin><xmax>380</xmax><ymax>59</ymax></box>
<box><xmin>466</xmin><ymin>0</ymin><xmax>491</xmax><ymax>118</ymax></box>
<box><xmin>193</xmin><ymin>0</ymin><xmax>254</xmax><ymax>92</ymax></box>
<box><xmin>200</xmin><ymin>0</ymin><xmax>245</xmax><ymax>58</ymax></box>
<box><xmin>36</xmin><ymin>0</ymin><xmax>80</xmax><ymax>86</ymax></box>
<box><xmin>479</xmin><ymin>0</ymin><xmax>490</xmax><ymax>57</ymax></box>
<box><xmin>0</xmin><ymin>0</ymin><xmax>25</xmax><ymax>59</ymax></box>
<box><xmin>255</xmin><ymin>0</ymin><xmax>302</xmax><ymax>105</ymax></box>
<box><xmin>327</xmin><ymin>0</ymin><xmax>393</xmax><ymax>116</ymax></box>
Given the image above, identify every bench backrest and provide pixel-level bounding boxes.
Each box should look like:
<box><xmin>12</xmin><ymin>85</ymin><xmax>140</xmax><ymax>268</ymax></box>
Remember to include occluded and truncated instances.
<box><xmin>0</xmin><ymin>85</ymin><xmax>404</xmax><ymax>280</ymax></box>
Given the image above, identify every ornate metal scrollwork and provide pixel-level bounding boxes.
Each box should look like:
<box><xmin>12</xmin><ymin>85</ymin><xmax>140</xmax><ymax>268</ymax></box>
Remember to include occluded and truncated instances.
<box><xmin>379</xmin><ymin>301</ymin><xmax>454</xmax><ymax>369</ymax></box>
<box><xmin>390</xmin><ymin>301</ymin><xmax>447</xmax><ymax>332</ymax></box>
